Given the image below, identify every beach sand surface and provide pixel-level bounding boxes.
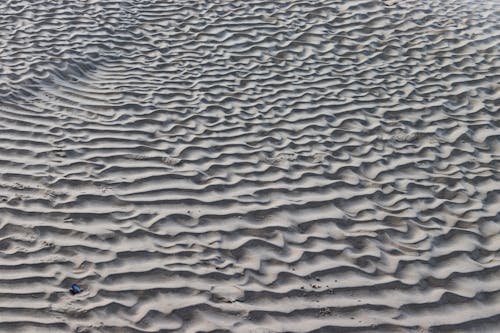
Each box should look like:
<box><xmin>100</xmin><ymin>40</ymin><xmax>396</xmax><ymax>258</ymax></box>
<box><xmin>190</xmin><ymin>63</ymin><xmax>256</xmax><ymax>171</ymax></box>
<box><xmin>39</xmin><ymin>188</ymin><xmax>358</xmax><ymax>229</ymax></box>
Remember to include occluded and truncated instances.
<box><xmin>0</xmin><ymin>0</ymin><xmax>499</xmax><ymax>332</ymax></box>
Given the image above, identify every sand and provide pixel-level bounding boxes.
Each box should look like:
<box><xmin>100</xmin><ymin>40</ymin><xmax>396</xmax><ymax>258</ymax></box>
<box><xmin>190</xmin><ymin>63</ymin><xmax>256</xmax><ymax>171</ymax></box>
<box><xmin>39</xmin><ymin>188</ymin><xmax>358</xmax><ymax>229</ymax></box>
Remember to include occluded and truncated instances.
<box><xmin>0</xmin><ymin>0</ymin><xmax>499</xmax><ymax>332</ymax></box>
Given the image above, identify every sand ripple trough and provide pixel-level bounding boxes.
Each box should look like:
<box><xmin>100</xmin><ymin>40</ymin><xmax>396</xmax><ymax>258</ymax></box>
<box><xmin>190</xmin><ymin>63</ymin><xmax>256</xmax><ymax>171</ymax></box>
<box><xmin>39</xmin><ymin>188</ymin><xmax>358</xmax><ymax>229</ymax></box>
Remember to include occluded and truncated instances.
<box><xmin>0</xmin><ymin>0</ymin><xmax>499</xmax><ymax>332</ymax></box>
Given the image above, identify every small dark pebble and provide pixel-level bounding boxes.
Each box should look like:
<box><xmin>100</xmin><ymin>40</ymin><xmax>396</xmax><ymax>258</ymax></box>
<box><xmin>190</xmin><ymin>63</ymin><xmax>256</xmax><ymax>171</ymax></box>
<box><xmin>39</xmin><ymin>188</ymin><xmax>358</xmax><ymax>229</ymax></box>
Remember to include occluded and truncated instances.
<box><xmin>70</xmin><ymin>284</ymin><xmax>82</xmax><ymax>295</ymax></box>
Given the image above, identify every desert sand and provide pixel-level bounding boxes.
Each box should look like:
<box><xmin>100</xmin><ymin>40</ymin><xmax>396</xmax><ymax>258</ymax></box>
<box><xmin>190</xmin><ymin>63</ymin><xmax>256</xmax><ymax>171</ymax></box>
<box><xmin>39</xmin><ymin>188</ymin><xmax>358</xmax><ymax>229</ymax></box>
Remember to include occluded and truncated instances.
<box><xmin>0</xmin><ymin>0</ymin><xmax>499</xmax><ymax>332</ymax></box>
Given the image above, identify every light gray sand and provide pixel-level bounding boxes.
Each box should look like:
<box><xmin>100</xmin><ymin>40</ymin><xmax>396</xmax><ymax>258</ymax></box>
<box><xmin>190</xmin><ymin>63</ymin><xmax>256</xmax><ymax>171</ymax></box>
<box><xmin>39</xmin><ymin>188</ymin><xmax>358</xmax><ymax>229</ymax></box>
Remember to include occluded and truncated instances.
<box><xmin>0</xmin><ymin>0</ymin><xmax>499</xmax><ymax>332</ymax></box>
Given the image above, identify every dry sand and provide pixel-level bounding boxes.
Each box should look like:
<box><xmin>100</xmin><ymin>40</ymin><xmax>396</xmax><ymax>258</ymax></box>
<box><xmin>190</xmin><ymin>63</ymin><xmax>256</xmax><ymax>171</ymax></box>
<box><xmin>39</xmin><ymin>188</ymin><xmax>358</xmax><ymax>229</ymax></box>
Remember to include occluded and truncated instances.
<box><xmin>0</xmin><ymin>0</ymin><xmax>499</xmax><ymax>332</ymax></box>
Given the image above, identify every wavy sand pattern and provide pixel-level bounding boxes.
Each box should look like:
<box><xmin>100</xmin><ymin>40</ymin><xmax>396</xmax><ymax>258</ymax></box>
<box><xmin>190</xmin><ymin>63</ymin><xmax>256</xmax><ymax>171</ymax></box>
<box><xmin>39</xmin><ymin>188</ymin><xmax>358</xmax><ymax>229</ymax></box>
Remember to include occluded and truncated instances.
<box><xmin>1</xmin><ymin>0</ymin><xmax>500</xmax><ymax>332</ymax></box>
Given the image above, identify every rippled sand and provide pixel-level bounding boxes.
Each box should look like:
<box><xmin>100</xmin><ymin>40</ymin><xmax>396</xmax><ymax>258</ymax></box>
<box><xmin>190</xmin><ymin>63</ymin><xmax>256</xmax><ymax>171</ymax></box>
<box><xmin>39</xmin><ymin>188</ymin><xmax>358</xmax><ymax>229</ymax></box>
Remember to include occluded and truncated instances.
<box><xmin>0</xmin><ymin>0</ymin><xmax>499</xmax><ymax>332</ymax></box>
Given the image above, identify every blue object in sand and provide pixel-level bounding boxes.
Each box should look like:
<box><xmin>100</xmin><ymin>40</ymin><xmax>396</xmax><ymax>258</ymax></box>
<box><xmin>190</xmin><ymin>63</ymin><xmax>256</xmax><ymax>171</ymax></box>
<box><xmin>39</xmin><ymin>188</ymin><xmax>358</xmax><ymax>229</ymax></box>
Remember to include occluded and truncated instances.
<box><xmin>70</xmin><ymin>284</ymin><xmax>82</xmax><ymax>295</ymax></box>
